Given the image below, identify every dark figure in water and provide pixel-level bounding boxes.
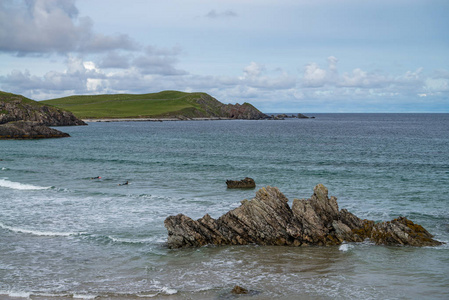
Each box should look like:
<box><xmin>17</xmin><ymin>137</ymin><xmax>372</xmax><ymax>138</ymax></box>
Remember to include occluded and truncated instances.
<box><xmin>118</xmin><ymin>181</ymin><xmax>128</xmax><ymax>186</ymax></box>
<box><xmin>91</xmin><ymin>176</ymin><xmax>101</xmax><ymax>179</ymax></box>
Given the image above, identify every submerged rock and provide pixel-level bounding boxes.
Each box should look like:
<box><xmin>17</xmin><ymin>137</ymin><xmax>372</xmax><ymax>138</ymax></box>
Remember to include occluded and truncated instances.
<box><xmin>231</xmin><ymin>286</ymin><xmax>248</xmax><ymax>295</ymax></box>
<box><xmin>164</xmin><ymin>184</ymin><xmax>442</xmax><ymax>248</ymax></box>
<box><xmin>226</xmin><ymin>177</ymin><xmax>256</xmax><ymax>189</ymax></box>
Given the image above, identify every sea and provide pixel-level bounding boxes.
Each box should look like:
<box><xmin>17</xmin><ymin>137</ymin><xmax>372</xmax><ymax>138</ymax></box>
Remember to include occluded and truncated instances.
<box><xmin>0</xmin><ymin>113</ymin><xmax>448</xmax><ymax>299</ymax></box>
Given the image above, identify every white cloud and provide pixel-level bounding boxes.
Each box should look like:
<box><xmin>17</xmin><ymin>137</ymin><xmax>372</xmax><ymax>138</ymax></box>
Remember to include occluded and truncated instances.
<box><xmin>1</xmin><ymin>51</ymin><xmax>448</xmax><ymax>113</ymax></box>
<box><xmin>241</xmin><ymin>62</ymin><xmax>264</xmax><ymax>79</ymax></box>
<box><xmin>302</xmin><ymin>56</ymin><xmax>339</xmax><ymax>87</ymax></box>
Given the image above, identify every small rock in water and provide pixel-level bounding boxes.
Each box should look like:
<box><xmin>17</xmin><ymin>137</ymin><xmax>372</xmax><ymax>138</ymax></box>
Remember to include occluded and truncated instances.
<box><xmin>226</xmin><ymin>177</ymin><xmax>256</xmax><ymax>189</ymax></box>
<box><xmin>231</xmin><ymin>285</ymin><xmax>248</xmax><ymax>295</ymax></box>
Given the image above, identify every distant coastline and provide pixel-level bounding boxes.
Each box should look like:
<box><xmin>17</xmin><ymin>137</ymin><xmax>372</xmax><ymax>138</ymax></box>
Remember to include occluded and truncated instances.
<box><xmin>82</xmin><ymin>117</ymin><xmax>234</xmax><ymax>122</ymax></box>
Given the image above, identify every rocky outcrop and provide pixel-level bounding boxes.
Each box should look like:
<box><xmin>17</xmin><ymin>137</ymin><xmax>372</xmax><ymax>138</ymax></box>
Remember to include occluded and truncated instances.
<box><xmin>270</xmin><ymin>113</ymin><xmax>314</xmax><ymax>120</ymax></box>
<box><xmin>184</xmin><ymin>93</ymin><xmax>269</xmax><ymax>120</ymax></box>
<box><xmin>164</xmin><ymin>184</ymin><xmax>442</xmax><ymax>248</ymax></box>
<box><xmin>221</xmin><ymin>102</ymin><xmax>267</xmax><ymax>120</ymax></box>
<box><xmin>0</xmin><ymin>91</ymin><xmax>86</xmax><ymax>139</ymax></box>
<box><xmin>0</xmin><ymin>121</ymin><xmax>70</xmax><ymax>139</ymax></box>
<box><xmin>226</xmin><ymin>177</ymin><xmax>256</xmax><ymax>189</ymax></box>
<box><xmin>0</xmin><ymin>91</ymin><xmax>86</xmax><ymax>126</ymax></box>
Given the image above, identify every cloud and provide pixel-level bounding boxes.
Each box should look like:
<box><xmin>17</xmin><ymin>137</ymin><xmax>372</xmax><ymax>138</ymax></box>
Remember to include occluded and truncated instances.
<box><xmin>0</xmin><ymin>55</ymin><xmax>106</xmax><ymax>98</ymax></box>
<box><xmin>302</xmin><ymin>56</ymin><xmax>338</xmax><ymax>87</ymax></box>
<box><xmin>0</xmin><ymin>0</ymin><xmax>135</xmax><ymax>55</ymax></box>
<box><xmin>98</xmin><ymin>51</ymin><xmax>132</xmax><ymax>69</ymax></box>
<box><xmin>205</xmin><ymin>9</ymin><xmax>238</xmax><ymax>19</ymax></box>
<box><xmin>132</xmin><ymin>46</ymin><xmax>187</xmax><ymax>75</ymax></box>
<box><xmin>1</xmin><ymin>51</ymin><xmax>448</xmax><ymax>113</ymax></box>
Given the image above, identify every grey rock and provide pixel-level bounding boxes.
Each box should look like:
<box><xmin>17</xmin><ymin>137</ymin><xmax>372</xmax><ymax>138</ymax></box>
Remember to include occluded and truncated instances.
<box><xmin>226</xmin><ymin>177</ymin><xmax>256</xmax><ymax>189</ymax></box>
<box><xmin>0</xmin><ymin>91</ymin><xmax>86</xmax><ymax>126</ymax></box>
<box><xmin>0</xmin><ymin>121</ymin><xmax>70</xmax><ymax>139</ymax></box>
<box><xmin>164</xmin><ymin>184</ymin><xmax>442</xmax><ymax>248</ymax></box>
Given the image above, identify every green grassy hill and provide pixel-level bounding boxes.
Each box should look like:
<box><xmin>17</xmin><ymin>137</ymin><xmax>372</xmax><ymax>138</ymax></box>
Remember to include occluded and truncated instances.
<box><xmin>41</xmin><ymin>91</ymin><xmax>220</xmax><ymax>119</ymax></box>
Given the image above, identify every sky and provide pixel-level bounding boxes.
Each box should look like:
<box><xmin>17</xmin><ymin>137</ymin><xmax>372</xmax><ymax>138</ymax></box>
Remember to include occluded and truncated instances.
<box><xmin>0</xmin><ymin>0</ymin><xmax>448</xmax><ymax>113</ymax></box>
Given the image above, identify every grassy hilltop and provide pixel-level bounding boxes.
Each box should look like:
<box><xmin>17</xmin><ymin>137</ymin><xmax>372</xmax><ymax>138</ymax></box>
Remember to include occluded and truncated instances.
<box><xmin>42</xmin><ymin>91</ymin><xmax>267</xmax><ymax>120</ymax></box>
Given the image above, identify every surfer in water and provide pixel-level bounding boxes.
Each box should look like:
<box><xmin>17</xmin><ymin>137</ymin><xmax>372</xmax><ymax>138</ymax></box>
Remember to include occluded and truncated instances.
<box><xmin>118</xmin><ymin>181</ymin><xmax>129</xmax><ymax>186</ymax></box>
<box><xmin>90</xmin><ymin>176</ymin><xmax>101</xmax><ymax>179</ymax></box>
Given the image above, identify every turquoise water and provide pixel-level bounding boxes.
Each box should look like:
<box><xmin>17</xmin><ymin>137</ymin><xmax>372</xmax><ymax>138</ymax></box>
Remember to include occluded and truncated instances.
<box><xmin>0</xmin><ymin>114</ymin><xmax>448</xmax><ymax>299</ymax></box>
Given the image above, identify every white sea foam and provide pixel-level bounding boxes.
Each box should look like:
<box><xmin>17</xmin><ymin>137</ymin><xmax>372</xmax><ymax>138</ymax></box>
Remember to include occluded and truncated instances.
<box><xmin>0</xmin><ymin>290</ymin><xmax>31</xmax><ymax>298</ymax></box>
<box><xmin>108</xmin><ymin>236</ymin><xmax>160</xmax><ymax>244</ymax></box>
<box><xmin>339</xmin><ymin>243</ymin><xmax>352</xmax><ymax>252</ymax></box>
<box><xmin>73</xmin><ymin>294</ymin><xmax>98</xmax><ymax>299</ymax></box>
<box><xmin>0</xmin><ymin>178</ymin><xmax>51</xmax><ymax>190</ymax></box>
<box><xmin>136</xmin><ymin>293</ymin><xmax>159</xmax><ymax>298</ymax></box>
<box><xmin>160</xmin><ymin>287</ymin><xmax>178</xmax><ymax>295</ymax></box>
<box><xmin>0</xmin><ymin>222</ymin><xmax>81</xmax><ymax>237</ymax></box>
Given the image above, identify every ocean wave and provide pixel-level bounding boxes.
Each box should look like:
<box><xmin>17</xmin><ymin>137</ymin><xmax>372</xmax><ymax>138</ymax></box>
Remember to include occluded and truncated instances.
<box><xmin>0</xmin><ymin>290</ymin><xmax>32</xmax><ymax>299</ymax></box>
<box><xmin>0</xmin><ymin>222</ymin><xmax>82</xmax><ymax>237</ymax></box>
<box><xmin>0</xmin><ymin>290</ymin><xmax>175</xmax><ymax>299</ymax></box>
<box><xmin>0</xmin><ymin>178</ymin><xmax>51</xmax><ymax>190</ymax></box>
<box><xmin>80</xmin><ymin>233</ymin><xmax>164</xmax><ymax>245</ymax></box>
<box><xmin>0</xmin><ymin>290</ymin><xmax>99</xmax><ymax>299</ymax></box>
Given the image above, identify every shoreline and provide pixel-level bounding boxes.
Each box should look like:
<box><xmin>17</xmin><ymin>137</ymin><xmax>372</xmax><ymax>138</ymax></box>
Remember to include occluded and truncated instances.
<box><xmin>82</xmin><ymin>117</ymin><xmax>234</xmax><ymax>122</ymax></box>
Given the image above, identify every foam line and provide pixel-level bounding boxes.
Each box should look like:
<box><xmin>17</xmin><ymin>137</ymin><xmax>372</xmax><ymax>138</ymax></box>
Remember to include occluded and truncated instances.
<box><xmin>0</xmin><ymin>178</ymin><xmax>51</xmax><ymax>190</ymax></box>
<box><xmin>0</xmin><ymin>222</ymin><xmax>79</xmax><ymax>237</ymax></box>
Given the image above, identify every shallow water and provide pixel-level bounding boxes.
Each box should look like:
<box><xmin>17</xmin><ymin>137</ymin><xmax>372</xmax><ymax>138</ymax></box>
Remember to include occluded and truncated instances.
<box><xmin>1</xmin><ymin>114</ymin><xmax>448</xmax><ymax>299</ymax></box>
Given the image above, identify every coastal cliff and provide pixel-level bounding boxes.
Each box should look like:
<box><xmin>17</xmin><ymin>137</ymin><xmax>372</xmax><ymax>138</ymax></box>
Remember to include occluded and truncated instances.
<box><xmin>0</xmin><ymin>91</ymin><xmax>86</xmax><ymax>139</ymax></box>
<box><xmin>165</xmin><ymin>184</ymin><xmax>442</xmax><ymax>248</ymax></box>
<box><xmin>0</xmin><ymin>91</ymin><xmax>86</xmax><ymax>126</ymax></box>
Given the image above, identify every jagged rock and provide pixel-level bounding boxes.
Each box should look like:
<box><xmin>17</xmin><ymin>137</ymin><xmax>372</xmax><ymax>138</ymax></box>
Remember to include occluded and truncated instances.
<box><xmin>164</xmin><ymin>184</ymin><xmax>442</xmax><ymax>248</ymax></box>
<box><xmin>226</xmin><ymin>177</ymin><xmax>256</xmax><ymax>189</ymax></box>
<box><xmin>0</xmin><ymin>121</ymin><xmax>70</xmax><ymax>139</ymax></box>
<box><xmin>177</xmin><ymin>93</ymin><xmax>268</xmax><ymax>120</ymax></box>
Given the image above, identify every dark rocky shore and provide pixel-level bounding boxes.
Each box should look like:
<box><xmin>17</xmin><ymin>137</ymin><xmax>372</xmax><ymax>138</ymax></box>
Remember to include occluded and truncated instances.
<box><xmin>0</xmin><ymin>121</ymin><xmax>70</xmax><ymax>139</ymax></box>
<box><xmin>165</xmin><ymin>184</ymin><xmax>442</xmax><ymax>248</ymax></box>
<box><xmin>0</xmin><ymin>91</ymin><xmax>86</xmax><ymax>139</ymax></box>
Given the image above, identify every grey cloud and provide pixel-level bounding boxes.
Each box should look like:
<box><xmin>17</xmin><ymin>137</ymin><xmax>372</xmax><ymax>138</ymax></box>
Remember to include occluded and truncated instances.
<box><xmin>0</xmin><ymin>0</ymin><xmax>136</xmax><ymax>55</ymax></box>
<box><xmin>205</xmin><ymin>9</ymin><xmax>238</xmax><ymax>19</ymax></box>
<box><xmin>132</xmin><ymin>46</ymin><xmax>187</xmax><ymax>75</ymax></box>
<box><xmin>1</xmin><ymin>69</ymin><xmax>86</xmax><ymax>94</ymax></box>
<box><xmin>98</xmin><ymin>52</ymin><xmax>132</xmax><ymax>69</ymax></box>
<box><xmin>0</xmin><ymin>56</ymin><xmax>106</xmax><ymax>97</ymax></box>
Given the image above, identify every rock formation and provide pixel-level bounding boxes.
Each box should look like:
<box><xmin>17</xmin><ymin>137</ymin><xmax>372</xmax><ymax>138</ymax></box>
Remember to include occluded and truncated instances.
<box><xmin>0</xmin><ymin>91</ymin><xmax>86</xmax><ymax>139</ymax></box>
<box><xmin>0</xmin><ymin>91</ymin><xmax>86</xmax><ymax>126</ymax></box>
<box><xmin>164</xmin><ymin>184</ymin><xmax>442</xmax><ymax>248</ymax></box>
<box><xmin>184</xmin><ymin>93</ymin><xmax>269</xmax><ymax>120</ymax></box>
<box><xmin>0</xmin><ymin>121</ymin><xmax>70</xmax><ymax>139</ymax></box>
<box><xmin>226</xmin><ymin>177</ymin><xmax>256</xmax><ymax>189</ymax></box>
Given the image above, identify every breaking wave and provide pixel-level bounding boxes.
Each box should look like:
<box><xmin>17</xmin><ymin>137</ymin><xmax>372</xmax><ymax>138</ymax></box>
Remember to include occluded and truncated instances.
<box><xmin>0</xmin><ymin>178</ymin><xmax>51</xmax><ymax>190</ymax></box>
<box><xmin>0</xmin><ymin>222</ymin><xmax>82</xmax><ymax>237</ymax></box>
